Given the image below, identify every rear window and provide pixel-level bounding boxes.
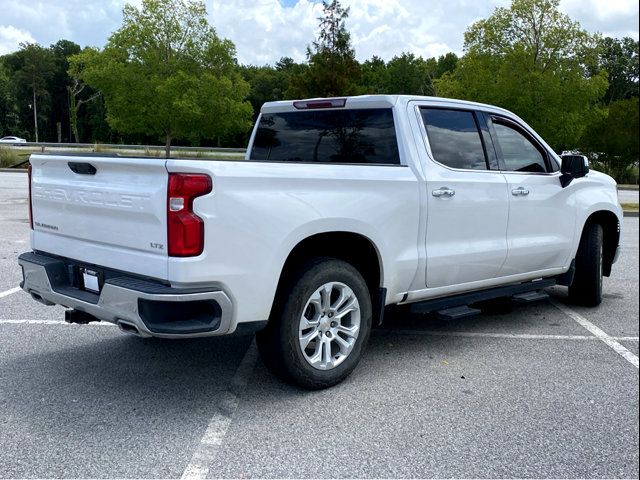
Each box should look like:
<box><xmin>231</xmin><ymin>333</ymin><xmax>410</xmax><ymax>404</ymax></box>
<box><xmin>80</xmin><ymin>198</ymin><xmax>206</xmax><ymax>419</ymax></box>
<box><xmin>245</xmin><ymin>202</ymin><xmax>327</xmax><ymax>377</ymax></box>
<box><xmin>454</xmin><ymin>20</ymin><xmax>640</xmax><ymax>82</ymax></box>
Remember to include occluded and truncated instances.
<box><xmin>420</xmin><ymin>108</ymin><xmax>488</xmax><ymax>170</ymax></box>
<box><xmin>250</xmin><ymin>108</ymin><xmax>400</xmax><ymax>165</ymax></box>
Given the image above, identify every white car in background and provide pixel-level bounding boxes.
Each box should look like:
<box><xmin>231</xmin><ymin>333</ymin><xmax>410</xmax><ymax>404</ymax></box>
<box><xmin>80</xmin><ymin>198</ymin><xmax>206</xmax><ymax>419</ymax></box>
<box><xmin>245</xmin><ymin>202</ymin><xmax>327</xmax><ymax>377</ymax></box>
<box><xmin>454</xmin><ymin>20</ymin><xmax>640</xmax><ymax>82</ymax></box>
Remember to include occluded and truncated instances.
<box><xmin>0</xmin><ymin>136</ymin><xmax>27</xmax><ymax>143</ymax></box>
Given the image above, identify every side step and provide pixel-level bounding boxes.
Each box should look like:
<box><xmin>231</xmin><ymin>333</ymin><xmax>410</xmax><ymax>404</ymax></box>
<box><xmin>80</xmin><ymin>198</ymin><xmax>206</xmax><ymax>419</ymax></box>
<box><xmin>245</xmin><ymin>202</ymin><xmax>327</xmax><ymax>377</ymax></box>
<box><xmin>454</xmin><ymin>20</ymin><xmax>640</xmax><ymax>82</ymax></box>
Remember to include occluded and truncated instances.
<box><xmin>512</xmin><ymin>290</ymin><xmax>549</xmax><ymax>304</ymax></box>
<box><xmin>408</xmin><ymin>278</ymin><xmax>555</xmax><ymax>316</ymax></box>
<box><xmin>436</xmin><ymin>305</ymin><xmax>482</xmax><ymax>321</ymax></box>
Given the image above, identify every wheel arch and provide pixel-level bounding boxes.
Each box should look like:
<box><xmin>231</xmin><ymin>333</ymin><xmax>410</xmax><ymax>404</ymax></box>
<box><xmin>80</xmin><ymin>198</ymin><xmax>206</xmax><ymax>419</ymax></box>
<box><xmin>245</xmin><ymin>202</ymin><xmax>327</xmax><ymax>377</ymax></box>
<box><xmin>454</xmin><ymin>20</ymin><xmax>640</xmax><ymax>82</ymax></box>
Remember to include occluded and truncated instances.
<box><xmin>581</xmin><ymin>210</ymin><xmax>620</xmax><ymax>277</ymax></box>
<box><xmin>270</xmin><ymin>231</ymin><xmax>385</xmax><ymax>320</ymax></box>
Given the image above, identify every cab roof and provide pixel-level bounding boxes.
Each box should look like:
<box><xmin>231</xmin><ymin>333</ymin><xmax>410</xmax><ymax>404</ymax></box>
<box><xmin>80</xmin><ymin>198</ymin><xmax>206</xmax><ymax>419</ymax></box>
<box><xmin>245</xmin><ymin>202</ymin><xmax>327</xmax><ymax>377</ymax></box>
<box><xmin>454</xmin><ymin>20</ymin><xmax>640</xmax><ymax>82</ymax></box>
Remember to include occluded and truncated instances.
<box><xmin>260</xmin><ymin>94</ymin><xmax>514</xmax><ymax>117</ymax></box>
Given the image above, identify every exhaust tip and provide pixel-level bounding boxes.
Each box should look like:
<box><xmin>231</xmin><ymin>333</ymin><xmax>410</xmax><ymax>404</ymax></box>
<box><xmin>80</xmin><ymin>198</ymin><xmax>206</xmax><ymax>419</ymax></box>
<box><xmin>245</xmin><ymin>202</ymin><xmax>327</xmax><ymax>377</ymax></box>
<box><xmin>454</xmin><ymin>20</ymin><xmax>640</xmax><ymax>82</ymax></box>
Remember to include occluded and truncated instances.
<box><xmin>30</xmin><ymin>291</ymin><xmax>55</xmax><ymax>306</ymax></box>
<box><xmin>117</xmin><ymin>320</ymin><xmax>141</xmax><ymax>336</ymax></box>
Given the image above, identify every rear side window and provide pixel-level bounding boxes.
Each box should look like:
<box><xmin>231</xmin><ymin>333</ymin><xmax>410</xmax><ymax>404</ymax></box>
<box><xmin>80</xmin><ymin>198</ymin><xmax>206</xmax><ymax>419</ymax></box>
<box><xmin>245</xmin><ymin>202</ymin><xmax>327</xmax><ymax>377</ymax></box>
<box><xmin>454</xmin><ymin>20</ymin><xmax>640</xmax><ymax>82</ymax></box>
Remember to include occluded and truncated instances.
<box><xmin>250</xmin><ymin>108</ymin><xmax>400</xmax><ymax>165</ymax></box>
<box><xmin>420</xmin><ymin>108</ymin><xmax>487</xmax><ymax>170</ymax></box>
<box><xmin>492</xmin><ymin>121</ymin><xmax>549</xmax><ymax>173</ymax></box>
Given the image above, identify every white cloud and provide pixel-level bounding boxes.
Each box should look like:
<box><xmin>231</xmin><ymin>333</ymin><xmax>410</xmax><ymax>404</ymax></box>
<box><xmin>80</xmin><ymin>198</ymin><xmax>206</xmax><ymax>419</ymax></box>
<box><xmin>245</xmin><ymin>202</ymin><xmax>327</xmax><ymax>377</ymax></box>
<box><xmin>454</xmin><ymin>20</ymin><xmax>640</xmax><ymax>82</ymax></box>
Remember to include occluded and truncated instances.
<box><xmin>209</xmin><ymin>0</ymin><xmax>324</xmax><ymax>65</ymax></box>
<box><xmin>0</xmin><ymin>25</ymin><xmax>36</xmax><ymax>55</ymax></box>
<box><xmin>560</xmin><ymin>0</ymin><xmax>640</xmax><ymax>39</ymax></box>
<box><xmin>210</xmin><ymin>0</ymin><xmax>500</xmax><ymax>64</ymax></box>
<box><xmin>0</xmin><ymin>0</ymin><xmax>128</xmax><ymax>51</ymax></box>
<box><xmin>0</xmin><ymin>0</ymin><xmax>637</xmax><ymax>63</ymax></box>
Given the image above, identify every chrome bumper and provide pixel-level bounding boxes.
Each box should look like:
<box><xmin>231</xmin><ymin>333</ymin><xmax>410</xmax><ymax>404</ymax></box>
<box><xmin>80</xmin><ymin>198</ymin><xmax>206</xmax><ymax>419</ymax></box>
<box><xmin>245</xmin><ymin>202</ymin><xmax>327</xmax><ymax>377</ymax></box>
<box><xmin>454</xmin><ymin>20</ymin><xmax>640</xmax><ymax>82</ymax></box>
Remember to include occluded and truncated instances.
<box><xmin>18</xmin><ymin>252</ymin><xmax>233</xmax><ymax>339</ymax></box>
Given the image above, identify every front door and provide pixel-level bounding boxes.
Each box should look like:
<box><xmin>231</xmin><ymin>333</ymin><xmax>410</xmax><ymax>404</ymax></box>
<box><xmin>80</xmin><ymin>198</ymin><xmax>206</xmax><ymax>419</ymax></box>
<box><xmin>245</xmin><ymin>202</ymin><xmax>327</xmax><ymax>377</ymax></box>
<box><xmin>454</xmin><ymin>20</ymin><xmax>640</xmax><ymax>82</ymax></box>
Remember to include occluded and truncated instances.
<box><xmin>487</xmin><ymin>115</ymin><xmax>576</xmax><ymax>276</ymax></box>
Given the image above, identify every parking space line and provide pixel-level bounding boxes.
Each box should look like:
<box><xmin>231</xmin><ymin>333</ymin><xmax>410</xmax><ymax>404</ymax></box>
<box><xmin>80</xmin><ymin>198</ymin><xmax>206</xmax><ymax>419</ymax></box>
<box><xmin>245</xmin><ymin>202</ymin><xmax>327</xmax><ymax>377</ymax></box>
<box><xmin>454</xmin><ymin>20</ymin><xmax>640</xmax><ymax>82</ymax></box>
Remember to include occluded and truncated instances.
<box><xmin>1</xmin><ymin>319</ymin><xmax>638</xmax><ymax>342</ymax></box>
<box><xmin>551</xmin><ymin>299</ymin><xmax>639</xmax><ymax>369</ymax></box>
<box><xmin>0</xmin><ymin>287</ymin><xmax>21</xmax><ymax>299</ymax></box>
<box><xmin>376</xmin><ymin>329</ymin><xmax>639</xmax><ymax>341</ymax></box>
<box><xmin>181</xmin><ymin>340</ymin><xmax>259</xmax><ymax>480</ymax></box>
<box><xmin>0</xmin><ymin>319</ymin><xmax>116</xmax><ymax>326</ymax></box>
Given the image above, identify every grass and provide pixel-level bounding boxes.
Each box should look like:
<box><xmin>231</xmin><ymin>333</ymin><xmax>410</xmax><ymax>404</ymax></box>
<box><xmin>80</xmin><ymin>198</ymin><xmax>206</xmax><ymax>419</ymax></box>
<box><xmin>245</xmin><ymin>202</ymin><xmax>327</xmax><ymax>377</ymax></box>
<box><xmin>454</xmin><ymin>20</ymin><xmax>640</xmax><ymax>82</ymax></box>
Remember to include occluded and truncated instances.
<box><xmin>91</xmin><ymin>144</ymin><xmax>240</xmax><ymax>159</ymax></box>
<box><xmin>173</xmin><ymin>150</ymin><xmax>242</xmax><ymax>160</ymax></box>
<box><xmin>0</xmin><ymin>147</ymin><xmax>22</xmax><ymax>167</ymax></box>
<box><xmin>0</xmin><ymin>147</ymin><xmax>43</xmax><ymax>168</ymax></box>
<box><xmin>0</xmin><ymin>143</ymin><xmax>243</xmax><ymax>165</ymax></box>
<box><xmin>143</xmin><ymin>146</ymin><xmax>163</xmax><ymax>157</ymax></box>
<box><xmin>620</xmin><ymin>202</ymin><xmax>639</xmax><ymax>212</ymax></box>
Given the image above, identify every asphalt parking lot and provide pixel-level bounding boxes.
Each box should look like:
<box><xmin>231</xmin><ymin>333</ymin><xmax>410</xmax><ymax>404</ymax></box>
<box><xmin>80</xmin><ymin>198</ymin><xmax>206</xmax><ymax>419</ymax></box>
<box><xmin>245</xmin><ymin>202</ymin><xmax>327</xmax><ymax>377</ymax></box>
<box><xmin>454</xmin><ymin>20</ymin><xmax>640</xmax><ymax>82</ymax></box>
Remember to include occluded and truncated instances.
<box><xmin>0</xmin><ymin>170</ymin><xmax>638</xmax><ymax>479</ymax></box>
<box><xmin>618</xmin><ymin>188</ymin><xmax>639</xmax><ymax>205</ymax></box>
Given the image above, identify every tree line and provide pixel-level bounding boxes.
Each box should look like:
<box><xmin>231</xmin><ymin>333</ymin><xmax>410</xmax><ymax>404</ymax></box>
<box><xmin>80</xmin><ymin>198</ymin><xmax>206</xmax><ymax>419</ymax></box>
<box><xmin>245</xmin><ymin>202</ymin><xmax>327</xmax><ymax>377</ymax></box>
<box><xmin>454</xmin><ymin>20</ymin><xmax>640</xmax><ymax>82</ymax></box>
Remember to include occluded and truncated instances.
<box><xmin>0</xmin><ymin>0</ymin><xmax>637</xmax><ymax>180</ymax></box>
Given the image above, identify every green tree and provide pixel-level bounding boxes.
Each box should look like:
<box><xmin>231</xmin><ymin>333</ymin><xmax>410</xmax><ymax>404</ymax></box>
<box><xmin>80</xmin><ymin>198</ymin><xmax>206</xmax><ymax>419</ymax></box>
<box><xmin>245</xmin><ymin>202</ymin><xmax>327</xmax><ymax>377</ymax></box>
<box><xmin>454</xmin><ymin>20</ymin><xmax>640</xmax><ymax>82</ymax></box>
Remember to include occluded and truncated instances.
<box><xmin>289</xmin><ymin>0</ymin><xmax>360</xmax><ymax>98</ymax></box>
<box><xmin>71</xmin><ymin>0</ymin><xmax>252</xmax><ymax>156</ymax></box>
<box><xmin>67</xmin><ymin>48</ymin><xmax>102</xmax><ymax>142</ymax></box>
<box><xmin>580</xmin><ymin>98</ymin><xmax>639</xmax><ymax>182</ymax></box>
<box><xmin>435</xmin><ymin>0</ymin><xmax>607</xmax><ymax>151</ymax></box>
<box><xmin>384</xmin><ymin>53</ymin><xmax>434</xmax><ymax>95</ymax></box>
<box><xmin>84</xmin><ymin>94</ymin><xmax>112</xmax><ymax>143</ymax></box>
<box><xmin>358</xmin><ymin>53</ymin><xmax>458</xmax><ymax>96</ymax></box>
<box><xmin>275</xmin><ymin>57</ymin><xmax>308</xmax><ymax>98</ymax></box>
<box><xmin>360</xmin><ymin>56</ymin><xmax>387</xmax><ymax>94</ymax></box>
<box><xmin>8</xmin><ymin>43</ymin><xmax>55</xmax><ymax>142</ymax></box>
<box><xmin>239</xmin><ymin>57</ymin><xmax>306</xmax><ymax>119</ymax></box>
<box><xmin>0</xmin><ymin>60</ymin><xmax>20</xmax><ymax>137</ymax></box>
<box><xmin>2</xmin><ymin>40</ymin><xmax>95</xmax><ymax>142</ymax></box>
<box><xmin>434</xmin><ymin>52</ymin><xmax>458</xmax><ymax>79</ymax></box>
<box><xmin>597</xmin><ymin>37</ymin><xmax>639</xmax><ymax>103</ymax></box>
<box><xmin>47</xmin><ymin>40</ymin><xmax>82</xmax><ymax>142</ymax></box>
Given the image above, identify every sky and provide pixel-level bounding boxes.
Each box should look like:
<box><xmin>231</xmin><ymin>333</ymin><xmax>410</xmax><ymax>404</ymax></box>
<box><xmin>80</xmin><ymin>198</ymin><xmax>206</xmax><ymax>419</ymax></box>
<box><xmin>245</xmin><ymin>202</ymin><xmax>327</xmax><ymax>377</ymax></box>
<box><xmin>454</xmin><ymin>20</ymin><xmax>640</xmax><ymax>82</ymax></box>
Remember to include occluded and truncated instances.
<box><xmin>0</xmin><ymin>0</ymin><xmax>638</xmax><ymax>65</ymax></box>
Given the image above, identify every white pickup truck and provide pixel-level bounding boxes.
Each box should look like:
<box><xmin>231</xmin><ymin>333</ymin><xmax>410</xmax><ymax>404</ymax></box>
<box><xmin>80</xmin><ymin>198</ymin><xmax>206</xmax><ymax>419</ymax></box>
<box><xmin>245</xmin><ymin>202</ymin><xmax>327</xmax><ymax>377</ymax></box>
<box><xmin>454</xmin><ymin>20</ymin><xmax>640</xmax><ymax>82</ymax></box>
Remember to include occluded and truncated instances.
<box><xmin>19</xmin><ymin>95</ymin><xmax>622</xmax><ymax>389</ymax></box>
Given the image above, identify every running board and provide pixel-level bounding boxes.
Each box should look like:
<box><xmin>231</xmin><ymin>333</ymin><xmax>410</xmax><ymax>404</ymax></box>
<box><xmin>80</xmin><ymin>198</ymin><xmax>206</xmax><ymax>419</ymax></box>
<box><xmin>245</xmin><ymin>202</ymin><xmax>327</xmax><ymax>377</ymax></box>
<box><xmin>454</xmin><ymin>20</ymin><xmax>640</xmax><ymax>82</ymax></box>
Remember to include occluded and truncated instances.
<box><xmin>512</xmin><ymin>290</ymin><xmax>549</xmax><ymax>304</ymax></box>
<box><xmin>409</xmin><ymin>278</ymin><xmax>555</xmax><ymax>315</ymax></box>
<box><xmin>436</xmin><ymin>305</ymin><xmax>482</xmax><ymax>320</ymax></box>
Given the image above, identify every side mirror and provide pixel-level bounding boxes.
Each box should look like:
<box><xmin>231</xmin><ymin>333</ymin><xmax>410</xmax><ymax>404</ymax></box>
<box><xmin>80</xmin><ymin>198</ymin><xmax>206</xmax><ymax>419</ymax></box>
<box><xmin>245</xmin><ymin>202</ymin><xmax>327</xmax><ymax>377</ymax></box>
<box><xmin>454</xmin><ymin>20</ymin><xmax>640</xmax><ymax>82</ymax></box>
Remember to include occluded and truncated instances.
<box><xmin>560</xmin><ymin>154</ymin><xmax>589</xmax><ymax>187</ymax></box>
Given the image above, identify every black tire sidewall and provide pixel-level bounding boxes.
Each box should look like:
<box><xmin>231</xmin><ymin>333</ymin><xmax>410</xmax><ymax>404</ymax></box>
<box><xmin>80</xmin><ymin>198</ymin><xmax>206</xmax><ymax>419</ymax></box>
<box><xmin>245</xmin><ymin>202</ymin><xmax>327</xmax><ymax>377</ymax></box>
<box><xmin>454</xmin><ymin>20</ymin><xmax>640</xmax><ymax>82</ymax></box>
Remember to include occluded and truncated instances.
<box><xmin>278</xmin><ymin>258</ymin><xmax>372</xmax><ymax>389</ymax></box>
<box><xmin>569</xmin><ymin>222</ymin><xmax>604</xmax><ymax>306</ymax></box>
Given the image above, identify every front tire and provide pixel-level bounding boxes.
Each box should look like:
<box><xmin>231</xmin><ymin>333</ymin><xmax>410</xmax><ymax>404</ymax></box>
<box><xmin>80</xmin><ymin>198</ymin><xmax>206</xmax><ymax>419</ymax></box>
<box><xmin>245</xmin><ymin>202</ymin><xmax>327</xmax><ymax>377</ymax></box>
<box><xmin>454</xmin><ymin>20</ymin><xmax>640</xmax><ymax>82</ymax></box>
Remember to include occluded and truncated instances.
<box><xmin>256</xmin><ymin>257</ymin><xmax>372</xmax><ymax>390</ymax></box>
<box><xmin>569</xmin><ymin>223</ymin><xmax>603</xmax><ymax>307</ymax></box>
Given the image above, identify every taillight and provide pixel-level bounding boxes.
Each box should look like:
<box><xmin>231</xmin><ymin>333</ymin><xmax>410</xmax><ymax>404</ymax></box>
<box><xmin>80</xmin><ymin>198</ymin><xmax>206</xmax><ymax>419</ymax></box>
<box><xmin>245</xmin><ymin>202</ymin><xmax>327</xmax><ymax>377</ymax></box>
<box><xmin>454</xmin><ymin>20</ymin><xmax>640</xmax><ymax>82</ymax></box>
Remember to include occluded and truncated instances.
<box><xmin>27</xmin><ymin>163</ymin><xmax>33</xmax><ymax>229</ymax></box>
<box><xmin>167</xmin><ymin>173</ymin><xmax>212</xmax><ymax>257</ymax></box>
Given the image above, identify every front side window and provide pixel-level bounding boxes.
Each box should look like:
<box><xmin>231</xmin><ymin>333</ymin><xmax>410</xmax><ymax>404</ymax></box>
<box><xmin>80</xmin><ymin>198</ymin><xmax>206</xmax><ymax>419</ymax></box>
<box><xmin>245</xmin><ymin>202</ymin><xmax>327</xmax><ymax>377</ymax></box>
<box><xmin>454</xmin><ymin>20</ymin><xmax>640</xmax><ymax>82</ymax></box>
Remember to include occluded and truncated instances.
<box><xmin>250</xmin><ymin>108</ymin><xmax>400</xmax><ymax>165</ymax></box>
<box><xmin>492</xmin><ymin>121</ymin><xmax>548</xmax><ymax>173</ymax></box>
<box><xmin>420</xmin><ymin>108</ymin><xmax>488</xmax><ymax>170</ymax></box>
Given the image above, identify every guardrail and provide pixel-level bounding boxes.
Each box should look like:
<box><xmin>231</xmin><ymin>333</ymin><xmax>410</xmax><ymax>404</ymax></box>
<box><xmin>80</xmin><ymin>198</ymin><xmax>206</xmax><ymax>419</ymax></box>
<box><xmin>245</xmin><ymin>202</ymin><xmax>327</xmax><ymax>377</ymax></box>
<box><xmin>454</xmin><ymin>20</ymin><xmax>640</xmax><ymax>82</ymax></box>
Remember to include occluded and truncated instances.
<box><xmin>0</xmin><ymin>141</ymin><xmax>247</xmax><ymax>154</ymax></box>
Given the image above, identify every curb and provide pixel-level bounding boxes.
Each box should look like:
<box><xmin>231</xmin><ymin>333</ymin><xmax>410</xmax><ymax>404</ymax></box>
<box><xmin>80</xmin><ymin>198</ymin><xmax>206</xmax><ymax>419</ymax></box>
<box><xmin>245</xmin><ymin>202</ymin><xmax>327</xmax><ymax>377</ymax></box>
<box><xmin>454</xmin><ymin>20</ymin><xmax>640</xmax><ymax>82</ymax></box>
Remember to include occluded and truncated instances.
<box><xmin>618</xmin><ymin>186</ymin><xmax>639</xmax><ymax>191</ymax></box>
<box><xmin>623</xmin><ymin>210</ymin><xmax>639</xmax><ymax>217</ymax></box>
<box><xmin>0</xmin><ymin>168</ymin><xmax>27</xmax><ymax>173</ymax></box>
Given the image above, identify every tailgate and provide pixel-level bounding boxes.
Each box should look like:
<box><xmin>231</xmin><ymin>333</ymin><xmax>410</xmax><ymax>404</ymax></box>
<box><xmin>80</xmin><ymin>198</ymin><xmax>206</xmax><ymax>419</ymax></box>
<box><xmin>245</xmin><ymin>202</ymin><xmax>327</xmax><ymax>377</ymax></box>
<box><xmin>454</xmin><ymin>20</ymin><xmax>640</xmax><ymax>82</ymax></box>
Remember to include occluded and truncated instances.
<box><xmin>29</xmin><ymin>154</ymin><xmax>169</xmax><ymax>280</ymax></box>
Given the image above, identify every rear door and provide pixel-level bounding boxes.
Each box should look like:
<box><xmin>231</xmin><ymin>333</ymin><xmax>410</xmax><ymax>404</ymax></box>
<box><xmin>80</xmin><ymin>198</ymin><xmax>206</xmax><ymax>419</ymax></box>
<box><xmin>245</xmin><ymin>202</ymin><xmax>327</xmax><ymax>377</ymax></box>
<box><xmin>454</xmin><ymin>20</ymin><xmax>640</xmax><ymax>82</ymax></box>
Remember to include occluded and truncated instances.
<box><xmin>417</xmin><ymin>106</ymin><xmax>509</xmax><ymax>288</ymax></box>
<box><xmin>30</xmin><ymin>154</ymin><xmax>169</xmax><ymax>280</ymax></box>
<box><xmin>486</xmin><ymin>115</ymin><xmax>576</xmax><ymax>276</ymax></box>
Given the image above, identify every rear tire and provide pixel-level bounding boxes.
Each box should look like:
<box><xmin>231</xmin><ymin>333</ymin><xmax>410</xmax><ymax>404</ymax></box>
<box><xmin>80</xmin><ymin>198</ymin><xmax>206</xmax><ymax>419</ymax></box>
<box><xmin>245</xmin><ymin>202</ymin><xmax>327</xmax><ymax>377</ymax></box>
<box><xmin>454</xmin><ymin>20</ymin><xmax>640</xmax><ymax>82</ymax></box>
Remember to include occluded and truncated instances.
<box><xmin>256</xmin><ymin>257</ymin><xmax>372</xmax><ymax>390</ymax></box>
<box><xmin>568</xmin><ymin>223</ymin><xmax>603</xmax><ymax>307</ymax></box>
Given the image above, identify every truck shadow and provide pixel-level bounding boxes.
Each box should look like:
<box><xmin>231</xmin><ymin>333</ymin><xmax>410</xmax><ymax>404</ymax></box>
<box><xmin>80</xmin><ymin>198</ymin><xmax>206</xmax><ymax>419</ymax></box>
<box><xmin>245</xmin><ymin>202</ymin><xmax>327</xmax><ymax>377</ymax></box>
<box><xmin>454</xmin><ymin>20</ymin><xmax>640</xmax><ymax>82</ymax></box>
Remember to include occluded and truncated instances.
<box><xmin>3</xmin><ymin>288</ymin><xmax>613</xmax><ymax>410</ymax></box>
<box><xmin>3</xmin><ymin>333</ymin><xmax>254</xmax><ymax>426</ymax></box>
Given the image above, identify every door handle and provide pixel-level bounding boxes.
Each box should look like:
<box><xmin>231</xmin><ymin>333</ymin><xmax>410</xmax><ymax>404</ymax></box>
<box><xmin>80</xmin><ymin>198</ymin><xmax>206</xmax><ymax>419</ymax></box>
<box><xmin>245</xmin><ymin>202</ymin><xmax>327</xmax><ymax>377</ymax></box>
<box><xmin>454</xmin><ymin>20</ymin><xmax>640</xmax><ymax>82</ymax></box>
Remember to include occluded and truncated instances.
<box><xmin>432</xmin><ymin>187</ymin><xmax>455</xmax><ymax>198</ymax></box>
<box><xmin>511</xmin><ymin>187</ymin><xmax>530</xmax><ymax>196</ymax></box>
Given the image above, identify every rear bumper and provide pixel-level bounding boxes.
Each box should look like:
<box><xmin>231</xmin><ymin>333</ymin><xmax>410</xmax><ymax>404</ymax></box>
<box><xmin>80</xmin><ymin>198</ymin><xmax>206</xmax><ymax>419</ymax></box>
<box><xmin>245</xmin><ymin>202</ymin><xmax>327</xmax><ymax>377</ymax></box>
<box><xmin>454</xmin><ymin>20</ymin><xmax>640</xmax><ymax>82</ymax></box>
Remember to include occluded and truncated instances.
<box><xmin>18</xmin><ymin>251</ymin><xmax>233</xmax><ymax>339</ymax></box>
